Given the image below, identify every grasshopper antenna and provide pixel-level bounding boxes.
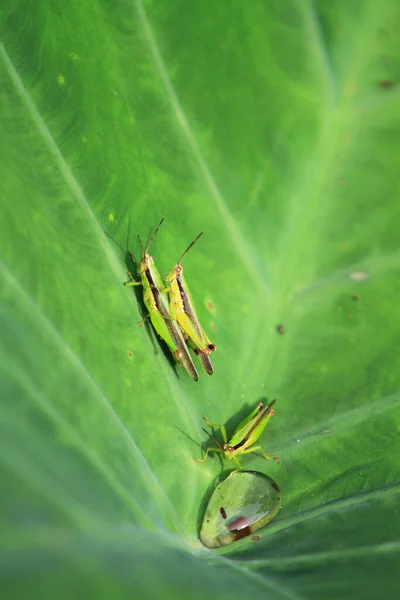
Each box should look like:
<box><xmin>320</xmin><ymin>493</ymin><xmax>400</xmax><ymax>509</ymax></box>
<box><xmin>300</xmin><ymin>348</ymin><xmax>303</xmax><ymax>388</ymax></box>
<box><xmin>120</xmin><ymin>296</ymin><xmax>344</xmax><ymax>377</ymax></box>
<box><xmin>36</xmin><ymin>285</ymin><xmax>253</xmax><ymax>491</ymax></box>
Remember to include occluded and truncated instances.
<box><xmin>104</xmin><ymin>231</ymin><xmax>126</xmax><ymax>254</ymax></box>
<box><xmin>177</xmin><ymin>231</ymin><xmax>204</xmax><ymax>264</ymax></box>
<box><xmin>144</xmin><ymin>216</ymin><xmax>165</xmax><ymax>255</ymax></box>
<box><xmin>126</xmin><ymin>214</ymin><xmax>137</xmax><ymax>263</ymax></box>
<box><xmin>137</xmin><ymin>234</ymin><xmax>145</xmax><ymax>258</ymax></box>
<box><xmin>202</xmin><ymin>427</ymin><xmax>224</xmax><ymax>450</ymax></box>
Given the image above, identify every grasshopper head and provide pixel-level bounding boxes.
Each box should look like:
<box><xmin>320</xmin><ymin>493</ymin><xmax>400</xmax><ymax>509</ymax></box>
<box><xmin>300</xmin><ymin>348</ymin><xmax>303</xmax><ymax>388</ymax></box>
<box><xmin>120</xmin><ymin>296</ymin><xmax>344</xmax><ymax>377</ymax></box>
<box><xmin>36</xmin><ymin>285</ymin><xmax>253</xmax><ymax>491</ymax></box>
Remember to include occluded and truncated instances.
<box><xmin>137</xmin><ymin>220</ymin><xmax>163</xmax><ymax>275</ymax></box>
<box><xmin>138</xmin><ymin>253</ymin><xmax>155</xmax><ymax>275</ymax></box>
<box><xmin>165</xmin><ymin>263</ymin><xmax>182</xmax><ymax>282</ymax></box>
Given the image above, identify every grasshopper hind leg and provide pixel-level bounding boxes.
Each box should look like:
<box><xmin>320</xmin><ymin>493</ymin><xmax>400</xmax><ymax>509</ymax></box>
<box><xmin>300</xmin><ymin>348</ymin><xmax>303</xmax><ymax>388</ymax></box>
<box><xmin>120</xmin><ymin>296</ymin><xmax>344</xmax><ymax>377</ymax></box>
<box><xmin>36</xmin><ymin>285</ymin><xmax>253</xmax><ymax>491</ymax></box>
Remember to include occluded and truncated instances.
<box><xmin>191</xmin><ymin>344</ymin><xmax>214</xmax><ymax>375</ymax></box>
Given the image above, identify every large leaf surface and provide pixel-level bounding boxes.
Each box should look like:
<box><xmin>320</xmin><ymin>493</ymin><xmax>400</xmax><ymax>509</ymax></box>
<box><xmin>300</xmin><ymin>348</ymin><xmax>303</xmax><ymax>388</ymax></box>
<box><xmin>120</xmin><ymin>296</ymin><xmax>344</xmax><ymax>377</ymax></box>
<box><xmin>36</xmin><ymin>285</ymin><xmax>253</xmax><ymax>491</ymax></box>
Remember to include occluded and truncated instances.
<box><xmin>1</xmin><ymin>1</ymin><xmax>400</xmax><ymax>599</ymax></box>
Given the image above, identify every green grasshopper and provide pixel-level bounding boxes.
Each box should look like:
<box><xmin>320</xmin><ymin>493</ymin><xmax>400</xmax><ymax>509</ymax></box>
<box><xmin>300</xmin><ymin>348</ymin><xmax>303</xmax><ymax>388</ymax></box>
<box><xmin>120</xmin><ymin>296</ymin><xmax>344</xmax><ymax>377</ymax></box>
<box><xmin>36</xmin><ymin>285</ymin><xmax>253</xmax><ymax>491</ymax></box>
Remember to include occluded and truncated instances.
<box><xmin>194</xmin><ymin>400</ymin><xmax>276</xmax><ymax>473</ymax></box>
<box><xmin>125</xmin><ymin>218</ymin><xmax>199</xmax><ymax>382</ymax></box>
<box><xmin>164</xmin><ymin>232</ymin><xmax>216</xmax><ymax>375</ymax></box>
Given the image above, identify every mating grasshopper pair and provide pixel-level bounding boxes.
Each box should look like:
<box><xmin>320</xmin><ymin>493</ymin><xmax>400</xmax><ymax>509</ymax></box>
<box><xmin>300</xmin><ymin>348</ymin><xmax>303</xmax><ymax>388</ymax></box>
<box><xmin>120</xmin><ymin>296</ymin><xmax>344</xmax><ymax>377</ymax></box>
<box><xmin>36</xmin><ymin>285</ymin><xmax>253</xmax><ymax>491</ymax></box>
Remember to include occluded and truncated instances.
<box><xmin>125</xmin><ymin>218</ymin><xmax>216</xmax><ymax>381</ymax></box>
<box><xmin>194</xmin><ymin>399</ymin><xmax>276</xmax><ymax>475</ymax></box>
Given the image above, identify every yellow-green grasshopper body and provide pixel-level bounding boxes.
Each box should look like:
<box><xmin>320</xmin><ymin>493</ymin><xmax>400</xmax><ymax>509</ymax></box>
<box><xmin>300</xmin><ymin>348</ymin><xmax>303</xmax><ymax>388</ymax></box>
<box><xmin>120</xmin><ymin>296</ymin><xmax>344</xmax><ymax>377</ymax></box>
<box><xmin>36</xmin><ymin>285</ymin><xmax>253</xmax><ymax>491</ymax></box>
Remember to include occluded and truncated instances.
<box><xmin>164</xmin><ymin>232</ymin><xmax>216</xmax><ymax>375</ymax></box>
<box><xmin>194</xmin><ymin>400</ymin><xmax>276</xmax><ymax>473</ymax></box>
<box><xmin>125</xmin><ymin>218</ymin><xmax>199</xmax><ymax>382</ymax></box>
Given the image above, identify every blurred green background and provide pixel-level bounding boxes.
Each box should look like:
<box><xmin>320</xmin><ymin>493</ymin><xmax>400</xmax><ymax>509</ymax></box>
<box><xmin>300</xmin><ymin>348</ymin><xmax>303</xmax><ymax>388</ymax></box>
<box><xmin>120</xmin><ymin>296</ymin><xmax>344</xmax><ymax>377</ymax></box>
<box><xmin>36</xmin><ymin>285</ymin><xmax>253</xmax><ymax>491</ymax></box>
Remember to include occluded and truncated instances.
<box><xmin>1</xmin><ymin>1</ymin><xmax>400</xmax><ymax>598</ymax></box>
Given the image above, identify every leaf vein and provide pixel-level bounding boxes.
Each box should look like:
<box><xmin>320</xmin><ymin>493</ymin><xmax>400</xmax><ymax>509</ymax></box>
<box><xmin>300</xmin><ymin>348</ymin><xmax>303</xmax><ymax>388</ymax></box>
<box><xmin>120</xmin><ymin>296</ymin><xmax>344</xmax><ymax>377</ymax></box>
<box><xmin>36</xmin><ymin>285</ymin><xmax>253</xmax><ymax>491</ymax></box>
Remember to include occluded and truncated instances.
<box><xmin>133</xmin><ymin>0</ymin><xmax>270</xmax><ymax>297</ymax></box>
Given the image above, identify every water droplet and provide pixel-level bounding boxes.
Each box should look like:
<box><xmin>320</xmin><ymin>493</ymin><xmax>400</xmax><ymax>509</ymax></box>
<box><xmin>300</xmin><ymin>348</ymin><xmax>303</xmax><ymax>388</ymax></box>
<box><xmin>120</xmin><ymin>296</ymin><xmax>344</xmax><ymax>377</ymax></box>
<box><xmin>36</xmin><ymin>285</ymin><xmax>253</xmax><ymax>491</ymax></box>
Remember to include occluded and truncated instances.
<box><xmin>199</xmin><ymin>470</ymin><xmax>280</xmax><ymax>548</ymax></box>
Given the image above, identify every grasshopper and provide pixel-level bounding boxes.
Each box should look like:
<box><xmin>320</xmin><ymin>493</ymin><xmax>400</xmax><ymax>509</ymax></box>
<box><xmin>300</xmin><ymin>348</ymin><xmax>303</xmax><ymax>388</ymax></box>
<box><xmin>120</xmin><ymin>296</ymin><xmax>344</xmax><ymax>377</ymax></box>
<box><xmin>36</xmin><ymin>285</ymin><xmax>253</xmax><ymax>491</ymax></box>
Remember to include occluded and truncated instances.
<box><xmin>194</xmin><ymin>400</ymin><xmax>276</xmax><ymax>474</ymax></box>
<box><xmin>164</xmin><ymin>232</ymin><xmax>216</xmax><ymax>375</ymax></box>
<box><xmin>125</xmin><ymin>218</ymin><xmax>199</xmax><ymax>382</ymax></box>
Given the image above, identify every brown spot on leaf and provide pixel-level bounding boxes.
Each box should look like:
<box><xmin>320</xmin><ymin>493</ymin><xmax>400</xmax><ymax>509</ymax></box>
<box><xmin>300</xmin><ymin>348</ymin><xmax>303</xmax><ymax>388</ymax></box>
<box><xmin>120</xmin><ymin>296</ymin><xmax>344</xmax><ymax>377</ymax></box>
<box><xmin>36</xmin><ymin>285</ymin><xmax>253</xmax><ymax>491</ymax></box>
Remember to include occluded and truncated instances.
<box><xmin>378</xmin><ymin>80</ymin><xmax>395</xmax><ymax>89</ymax></box>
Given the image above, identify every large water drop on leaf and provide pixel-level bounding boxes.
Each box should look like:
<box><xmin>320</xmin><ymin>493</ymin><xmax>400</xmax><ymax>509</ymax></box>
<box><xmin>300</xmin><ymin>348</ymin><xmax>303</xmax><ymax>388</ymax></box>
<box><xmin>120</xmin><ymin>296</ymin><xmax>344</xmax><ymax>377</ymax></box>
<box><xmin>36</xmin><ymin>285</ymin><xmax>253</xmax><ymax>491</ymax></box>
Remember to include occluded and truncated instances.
<box><xmin>199</xmin><ymin>470</ymin><xmax>280</xmax><ymax>549</ymax></box>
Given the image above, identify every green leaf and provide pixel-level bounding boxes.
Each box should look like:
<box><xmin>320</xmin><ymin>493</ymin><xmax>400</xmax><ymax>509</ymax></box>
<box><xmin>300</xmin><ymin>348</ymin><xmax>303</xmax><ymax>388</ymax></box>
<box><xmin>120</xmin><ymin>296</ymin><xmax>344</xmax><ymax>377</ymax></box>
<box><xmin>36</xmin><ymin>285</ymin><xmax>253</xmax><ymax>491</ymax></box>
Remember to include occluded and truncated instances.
<box><xmin>1</xmin><ymin>1</ymin><xmax>400</xmax><ymax>599</ymax></box>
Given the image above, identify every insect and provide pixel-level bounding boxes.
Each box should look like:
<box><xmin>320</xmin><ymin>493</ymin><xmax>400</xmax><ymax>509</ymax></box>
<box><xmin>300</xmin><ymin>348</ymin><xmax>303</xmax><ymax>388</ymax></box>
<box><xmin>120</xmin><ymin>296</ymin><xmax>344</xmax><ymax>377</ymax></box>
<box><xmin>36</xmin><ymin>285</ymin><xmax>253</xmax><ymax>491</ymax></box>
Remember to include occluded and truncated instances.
<box><xmin>164</xmin><ymin>232</ymin><xmax>216</xmax><ymax>374</ymax></box>
<box><xmin>125</xmin><ymin>218</ymin><xmax>199</xmax><ymax>381</ymax></box>
<box><xmin>194</xmin><ymin>399</ymin><xmax>276</xmax><ymax>474</ymax></box>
